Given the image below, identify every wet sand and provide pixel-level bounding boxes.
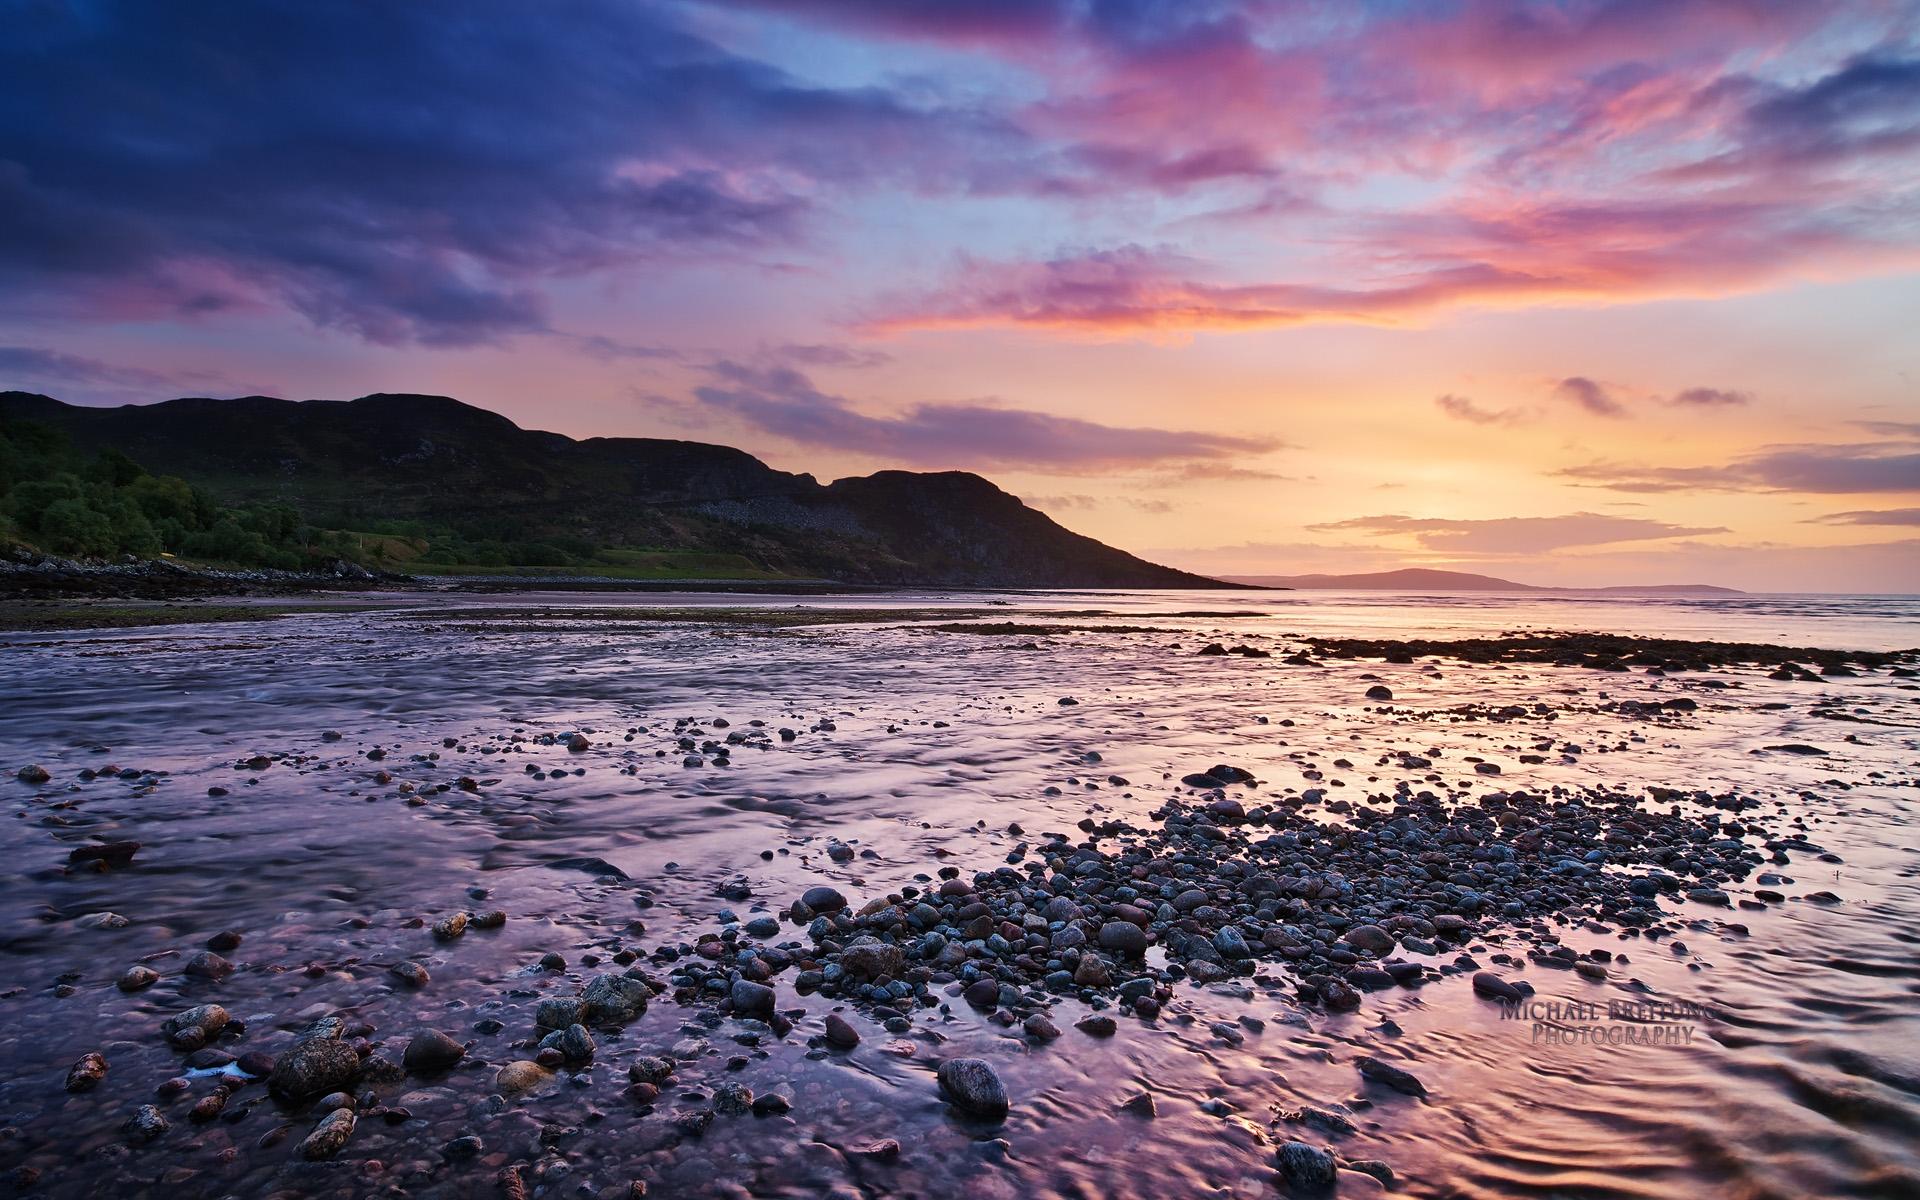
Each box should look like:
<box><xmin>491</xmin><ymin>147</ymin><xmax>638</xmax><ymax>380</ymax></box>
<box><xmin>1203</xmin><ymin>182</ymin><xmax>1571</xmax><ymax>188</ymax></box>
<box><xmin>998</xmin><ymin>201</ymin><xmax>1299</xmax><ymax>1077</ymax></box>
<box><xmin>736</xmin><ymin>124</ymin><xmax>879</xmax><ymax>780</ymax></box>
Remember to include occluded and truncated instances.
<box><xmin>1</xmin><ymin>592</ymin><xmax>1917</xmax><ymax>1199</ymax></box>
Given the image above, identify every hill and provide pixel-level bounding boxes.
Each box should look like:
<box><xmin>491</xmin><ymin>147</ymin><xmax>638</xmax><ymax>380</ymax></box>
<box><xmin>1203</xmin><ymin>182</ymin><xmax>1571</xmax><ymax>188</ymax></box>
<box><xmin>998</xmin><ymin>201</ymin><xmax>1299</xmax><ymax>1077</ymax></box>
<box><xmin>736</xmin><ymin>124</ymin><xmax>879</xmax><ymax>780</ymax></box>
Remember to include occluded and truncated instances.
<box><xmin>1224</xmin><ymin>567</ymin><xmax>1741</xmax><ymax>595</ymax></box>
<box><xmin>0</xmin><ymin>391</ymin><xmax>1223</xmax><ymax>588</ymax></box>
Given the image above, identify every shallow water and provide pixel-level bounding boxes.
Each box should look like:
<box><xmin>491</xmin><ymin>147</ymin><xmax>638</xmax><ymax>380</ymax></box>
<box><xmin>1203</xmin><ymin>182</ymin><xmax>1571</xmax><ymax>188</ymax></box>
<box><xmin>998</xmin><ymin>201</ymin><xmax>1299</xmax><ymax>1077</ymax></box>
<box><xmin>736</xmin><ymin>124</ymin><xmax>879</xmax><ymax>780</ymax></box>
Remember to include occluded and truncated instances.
<box><xmin>1</xmin><ymin>590</ymin><xmax>1916</xmax><ymax>1199</ymax></box>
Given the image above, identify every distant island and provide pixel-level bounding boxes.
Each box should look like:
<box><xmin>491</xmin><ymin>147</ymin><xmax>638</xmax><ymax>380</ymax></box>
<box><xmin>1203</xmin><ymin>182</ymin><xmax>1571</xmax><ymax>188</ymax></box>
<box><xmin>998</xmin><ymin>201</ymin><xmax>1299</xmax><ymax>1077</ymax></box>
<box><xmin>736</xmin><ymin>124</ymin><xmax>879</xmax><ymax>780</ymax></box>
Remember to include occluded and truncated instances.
<box><xmin>0</xmin><ymin>391</ymin><xmax>1223</xmax><ymax>589</ymax></box>
<box><xmin>1225</xmin><ymin>567</ymin><xmax>1743</xmax><ymax>595</ymax></box>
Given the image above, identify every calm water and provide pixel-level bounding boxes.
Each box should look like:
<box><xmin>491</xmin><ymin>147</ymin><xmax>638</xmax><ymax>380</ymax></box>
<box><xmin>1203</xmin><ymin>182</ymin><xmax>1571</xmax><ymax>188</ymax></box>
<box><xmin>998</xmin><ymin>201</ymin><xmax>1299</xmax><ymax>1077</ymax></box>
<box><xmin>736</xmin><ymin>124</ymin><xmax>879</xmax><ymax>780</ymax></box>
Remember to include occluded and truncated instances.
<box><xmin>1</xmin><ymin>589</ymin><xmax>1916</xmax><ymax>1199</ymax></box>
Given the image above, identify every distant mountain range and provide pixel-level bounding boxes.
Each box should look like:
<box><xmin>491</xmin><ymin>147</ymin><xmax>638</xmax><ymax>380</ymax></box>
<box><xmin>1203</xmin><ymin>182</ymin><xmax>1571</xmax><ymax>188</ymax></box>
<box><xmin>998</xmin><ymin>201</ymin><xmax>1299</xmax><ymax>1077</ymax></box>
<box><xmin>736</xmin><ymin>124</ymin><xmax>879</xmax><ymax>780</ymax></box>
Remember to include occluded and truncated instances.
<box><xmin>1224</xmin><ymin>567</ymin><xmax>1743</xmax><ymax>595</ymax></box>
<box><xmin>0</xmin><ymin>391</ymin><xmax>1221</xmax><ymax>588</ymax></box>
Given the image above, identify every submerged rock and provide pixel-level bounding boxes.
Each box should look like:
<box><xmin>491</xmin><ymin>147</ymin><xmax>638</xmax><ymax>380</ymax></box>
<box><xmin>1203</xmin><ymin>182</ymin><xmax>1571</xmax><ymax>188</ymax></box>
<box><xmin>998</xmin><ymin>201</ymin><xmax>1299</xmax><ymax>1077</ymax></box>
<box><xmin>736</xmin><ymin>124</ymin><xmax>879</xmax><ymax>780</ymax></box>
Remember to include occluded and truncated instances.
<box><xmin>937</xmin><ymin>1058</ymin><xmax>1009</xmax><ymax>1120</ymax></box>
<box><xmin>269</xmin><ymin>1037</ymin><xmax>361</xmax><ymax>1102</ymax></box>
<box><xmin>161</xmin><ymin>1004</ymin><xmax>230</xmax><ymax>1051</ymax></box>
<box><xmin>297</xmin><ymin>1109</ymin><xmax>356</xmax><ymax>1160</ymax></box>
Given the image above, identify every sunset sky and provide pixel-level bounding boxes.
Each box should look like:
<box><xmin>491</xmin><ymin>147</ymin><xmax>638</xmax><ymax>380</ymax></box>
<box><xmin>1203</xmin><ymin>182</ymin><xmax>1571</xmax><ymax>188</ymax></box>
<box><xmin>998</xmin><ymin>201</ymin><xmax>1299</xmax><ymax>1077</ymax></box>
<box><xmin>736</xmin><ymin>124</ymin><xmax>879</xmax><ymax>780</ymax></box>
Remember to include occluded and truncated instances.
<box><xmin>3</xmin><ymin>1</ymin><xmax>1917</xmax><ymax>591</ymax></box>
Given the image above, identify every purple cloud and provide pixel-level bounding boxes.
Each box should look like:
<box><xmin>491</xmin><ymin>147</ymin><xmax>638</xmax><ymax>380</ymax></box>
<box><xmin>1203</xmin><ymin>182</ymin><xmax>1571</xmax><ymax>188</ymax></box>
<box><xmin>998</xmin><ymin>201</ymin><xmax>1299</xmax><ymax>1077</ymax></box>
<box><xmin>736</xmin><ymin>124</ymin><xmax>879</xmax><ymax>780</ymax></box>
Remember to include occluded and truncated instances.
<box><xmin>1552</xmin><ymin>377</ymin><xmax>1626</xmax><ymax>417</ymax></box>
<box><xmin>1435</xmin><ymin>393</ymin><xmax>1522</xmax><ymax>425</ymax></box>
<box><xmin>0</xmin><ymin>1</ymin><xmax>1028</xmax><ymax>346</ymax></box>
<box><xmin>1562</xmin><ymin>441</ymin><xmax>1920</xmax><ymax>494</ymax></box>
<box><xmin>1670</xmin><ymin>386</ymin><xmax>1753</xmax><ymax>407</ymax></box>
<box><xmin>690</xmin><ymin>361</ymin><xmax>1280</xmax><ymax>469</ymax></box>
<box><xmin>1809</xmin><ymin>508</ymin><xmax>1920</xmax><ymax>526</ymax></box>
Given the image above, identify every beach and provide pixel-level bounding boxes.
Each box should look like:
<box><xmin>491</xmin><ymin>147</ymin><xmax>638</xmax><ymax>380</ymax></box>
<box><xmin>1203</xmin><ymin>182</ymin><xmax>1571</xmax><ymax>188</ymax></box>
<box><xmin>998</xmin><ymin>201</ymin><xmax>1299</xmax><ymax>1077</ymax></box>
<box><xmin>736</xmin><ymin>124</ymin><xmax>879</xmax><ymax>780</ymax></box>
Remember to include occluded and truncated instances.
<box><xmin>2</xmin><ymin>589</ymin><xmax>1916</xmax><ymax>1199</ymax></box>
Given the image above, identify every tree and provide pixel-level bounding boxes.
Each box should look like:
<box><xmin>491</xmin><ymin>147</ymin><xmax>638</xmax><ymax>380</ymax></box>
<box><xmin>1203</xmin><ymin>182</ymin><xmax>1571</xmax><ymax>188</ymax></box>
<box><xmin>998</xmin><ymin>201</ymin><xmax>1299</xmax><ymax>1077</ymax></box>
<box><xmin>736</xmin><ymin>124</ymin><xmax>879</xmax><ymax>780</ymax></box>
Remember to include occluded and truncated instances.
<box><xmin>37</xmin><ymin>498</ymin><xmax>116</xmax><ymax>556</ymax></box>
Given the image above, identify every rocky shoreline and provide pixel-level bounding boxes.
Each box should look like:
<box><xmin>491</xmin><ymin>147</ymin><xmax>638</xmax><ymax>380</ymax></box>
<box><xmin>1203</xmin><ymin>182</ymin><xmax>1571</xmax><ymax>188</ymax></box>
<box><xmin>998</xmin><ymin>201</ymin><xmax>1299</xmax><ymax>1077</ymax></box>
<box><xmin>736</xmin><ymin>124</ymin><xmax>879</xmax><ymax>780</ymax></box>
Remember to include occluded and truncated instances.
<box><xmin>0</xmin><ymin>551</ymin><xmax>404</xmax><ymax>600</ymax></box>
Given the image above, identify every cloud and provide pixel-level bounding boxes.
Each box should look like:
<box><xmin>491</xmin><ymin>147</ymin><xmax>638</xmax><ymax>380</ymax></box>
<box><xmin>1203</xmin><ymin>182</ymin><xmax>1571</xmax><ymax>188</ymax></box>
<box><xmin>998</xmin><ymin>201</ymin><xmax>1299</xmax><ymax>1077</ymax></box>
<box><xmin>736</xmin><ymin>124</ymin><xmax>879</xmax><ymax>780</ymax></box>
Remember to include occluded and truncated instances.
<box><xmin>1434</xmin><ymin>393</ymin><xmax>1521</xmax><ymax>425</ymax></box>
<box><xmin>1551</xmin><ymin>376</ymin><xmax>1626</xmax><ymax>417</ymax></box>
<box><xmin>1309</xmin><ymin>511</ymin><xmax>1725</xmax><ymax>554</ymax></box>
<box><xmin>1023</xmin><ymin>493</ymin><xmax>1098</xmax><ymax>511</ymax></box>
<box><xmin>771</xmin><ymin>343</ymin><xmax>894</xmax><ymax>369</ymax></box>
<box><xmin>4</xmin><ymin>1</ymin><xmax>1914</xmax><ymax>356</ymax></box>
<box><xmin>1808</xmin><ymin>508</ymin><xmax>1920</xmax><ymax>527</ymax></box>
<box><xmin>1027</xmin><ymin>493</ymin><xmax>1174</xmax><ymax>515</ymax></box>
<box><xmin>0</xmin><ymin>2</ymin><xmax>1029</xmax><ymax>346</ymax></box>
<box><xmin>0</xmin><ymin>345</ymin><xmax>243</xmax><ymax>401</ymax></box>
<box><xmin>1669</xmin><ymin>386</ymin><xmax>1752</xmax><ymax>407</ymax></box>
<box><xmin>1563</xmin><ymin>442</ymin><xmax>1920</xmax><ymax>494</ymax></box>
<box><xmin>1856</xmin><ymin>420</ymin><xmax>1920</xmax><ymax>437</ymax></box>
<box><xmin>1152</xmin><ymin>461</ymin><xmax>1295</xmax><ymax>484</ymax></box>
<box><xmin>687</xmin><ymin>361</ymin><xmax>1282</xmax><ymax>469</ymax></box>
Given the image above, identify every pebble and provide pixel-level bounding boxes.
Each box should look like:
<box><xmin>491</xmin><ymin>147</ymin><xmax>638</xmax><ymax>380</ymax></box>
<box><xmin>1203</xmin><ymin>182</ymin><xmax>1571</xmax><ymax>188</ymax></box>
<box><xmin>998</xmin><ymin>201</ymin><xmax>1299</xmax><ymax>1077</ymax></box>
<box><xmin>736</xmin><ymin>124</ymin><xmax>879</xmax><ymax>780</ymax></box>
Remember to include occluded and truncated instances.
<box><xmin>297</xmin><ymin>1109</ymin><xmax>356</xmax><ymax>1160</ymax></box>
<box><xmin>64</xmin><ymin>1052</ymin><xmax>108</xmax><ymax>1092</ymax></box>
<box><xmin>937</xmin><ymin>1058</ymin><xmax>1009</xmax><ymax>1120</ymax></box>
<box><xmin>402</xmin><ymin>1030</ymin><xmax>466</xmax><ymax>1074</ymax></box>
<box><xmin>1356</xmin><ymin>1056</ymin><xmax>1426</xmax><ymax>1096</ymax></box>
<box><xmin>124</xmin><ymin>1104</ymin><xmax>170</xmax><ymax>1144</ymax></box>
<box><xmin>268</xmin><ymin>1037</ymin><xmax>362</xmax><ymax>1102</ymax></box>
<box><xmin>161</xmin><ymin>1004</ymin><xmax>230</xmax><ymax>1051</ymax></box>
<box><xmin>1276</xmin><ymin>1141</ymin><xmax>1337</xmax><ymax>1188</ymax></box>
<box><xmin>823</xmin><ymin>1012</ymin><xmax>861</xmax><ymax>1048</ymax></box>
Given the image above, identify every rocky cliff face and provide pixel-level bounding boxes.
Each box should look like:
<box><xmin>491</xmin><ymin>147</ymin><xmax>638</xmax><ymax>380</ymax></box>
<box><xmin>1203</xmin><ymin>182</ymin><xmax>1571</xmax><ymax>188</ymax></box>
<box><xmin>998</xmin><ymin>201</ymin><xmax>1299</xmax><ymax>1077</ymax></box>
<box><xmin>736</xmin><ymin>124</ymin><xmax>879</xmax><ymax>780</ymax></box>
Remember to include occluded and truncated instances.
<box><xmin>1</xmin><ymin>391</ymin><xmax>1222</xmax><ymax>588</ymax></box>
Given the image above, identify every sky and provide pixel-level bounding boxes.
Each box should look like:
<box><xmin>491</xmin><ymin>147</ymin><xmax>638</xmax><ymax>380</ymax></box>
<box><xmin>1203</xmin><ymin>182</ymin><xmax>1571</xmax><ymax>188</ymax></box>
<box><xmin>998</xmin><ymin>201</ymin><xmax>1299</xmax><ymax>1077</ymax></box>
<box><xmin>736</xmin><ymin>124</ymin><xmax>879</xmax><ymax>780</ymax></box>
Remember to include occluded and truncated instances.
<box><xmin>1</xmin><ymin>0</ymin><xmax>1917</xmax><ymax>592</ymax></box>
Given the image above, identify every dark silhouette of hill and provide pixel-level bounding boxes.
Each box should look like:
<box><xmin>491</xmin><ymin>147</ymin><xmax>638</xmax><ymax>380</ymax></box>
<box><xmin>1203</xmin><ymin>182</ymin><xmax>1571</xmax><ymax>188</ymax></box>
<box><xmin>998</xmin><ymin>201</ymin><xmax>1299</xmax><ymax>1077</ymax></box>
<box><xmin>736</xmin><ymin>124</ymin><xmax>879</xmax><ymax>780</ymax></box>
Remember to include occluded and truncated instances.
<box><xmin>0</xmin><ymin>391</ymin><xmax>1224</xmax><ymax>587</ymax></box>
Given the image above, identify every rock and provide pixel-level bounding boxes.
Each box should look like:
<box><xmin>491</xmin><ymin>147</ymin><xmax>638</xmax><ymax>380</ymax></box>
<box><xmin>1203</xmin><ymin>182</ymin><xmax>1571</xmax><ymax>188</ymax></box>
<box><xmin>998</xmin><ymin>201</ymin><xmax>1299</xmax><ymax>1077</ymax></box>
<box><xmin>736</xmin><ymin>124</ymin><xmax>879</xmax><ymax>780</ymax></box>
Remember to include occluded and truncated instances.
<box><xmin>1098</xmin><ymin>922</ymin><xmax>1148</xmax><ymax>954</ymax></box>
<box><xmin>205</xmin><ymin>929</ymin><xmax>243</xmax><ymax>951</ymax></box>
<box><xmin>124</xmin><ymin>1104</ymin><xmax>169</xmax><ymax>1145</ymax></box>
<box><xmin>184</xmin><ymin>951</ymin><xmax>233</xmax><ymax>980</ymax></box>
<box><xmin>1356</xmin><ymin>1056</ymin><xmax>1426</xmax><ymax>1096</ymax></box>
<box><xmin>76</xmin><ymin>912</ymin><xmax>130</xmax><ymax>930</ymax></box>
<box><xmin>751</xmin><ymin>1092</ymin><xmax>791</xmax><ymax>1116</ymax></box>
<box><xmin>627</xmin><ymin>1056</ymin><xmax>675</xmax><ymax>1086</ymax></box>
<box><xmin>730</xmin><ymin>978</ymin><xmax>775</xmax><ymax>1015</ymax></box>
<box><xmin>117</xmin><ymin>966</ymin><xmax>159</xmax><ymax>992</ymax></box>
<box><xmin>65</xmin><ymin>1052</ymin><xmax>108</xmax><ymax>1092</ymax></box>
<box><xmin>823</xmin><ymin>1013</ymin><xmax>860</xmax><ymax>1048</ymax></box>
<box><xmin>714</xmin><ymin>1082</ymin><xmax>754</xmax><ymax>1115</ymax></box>
<box><xmin>937</xmin><ymin>1058</ymin><xmax>1009</xmax><ymax>1120</ymax></box>
<box><xmin>431</xmin><ymin>912</ymin><xmax>468</xmax><ymax>940</ymax></box>
<box><xmin>839</xmin><ymin>936</ymin><xmax>904</xmax><ymax>981</ymax></box>
<box><xmin>1075</xmin><ymin>1015</ymin><xmax>1117</xmax><ymax>1037</ymax></box>
<box><xmin>390</xmin><ymin>960</ymin><xmax>430</xmax><ymax>988</ymax></box>
<box><xmin>1023</xmin><ymin>1013</ymin><xmax>1061</xmax><ymax>1040</ymax></box>
<box><xmin>800</xmin><ymin>885</ymin><xmax>847</xmax><ymax>913</ymax></box>
<box><xmin>580</xmin><ymin>973</ymin><xmax>650</xmax><ymax>1026</ymax></box>
<box><xmin>269</xmin><ymin>1038</ymin><xmax>361</xmax><ymax>1102</ymax></box>
<box><xmin>964</xmin><ymin>979</ymin><xmax>1001</xmax><ymax>1009</ymax></box>
<box><xmin>403</xmin><ymin>1031</ymin><xmax>466</xmax><ymax>1074</ymax></box>
<box><xmin>545</xmin><ymin>856</ymin><xmax>629</xmax><ymax>880</ymax></box>
<box><xmin>297</xmin><ymin>1109</ymin><xmax>356</xmax><ymax>1160</ymax></box>
<box><xmin>547</xmin><ymin>1023</ymin><xmax>594</xmax><ymax>1064</ymax></box>
<box><xmin>17</xmin><ymin>765</ymin><xmax>51</xmax><ymax>785</ymax></box>
<box><xmin>67</xmin><ymin>841</ymin><xmax>140</xmax><ymax>868</ymax></box>
<box><xmin>161</xmin><ymin>1004</ymin><xmax>230</xmax><ymax>1051</ymax></box>
<box><xmin>1121</xmin><ymin>1092</ymin><xmax>1157</xmax><ymax>1118</ymax></box>
<box><xmin>496</xmin><ymin>1060</ymin><xmax>551</xmax><ymax>1096</ymax></box>
<box><xmin>1276</xmin><ymin>1141</ymin><xmax>1336</xmax><ymax>1189</ymax></box>
<box><xmin>1282</xmin><ymin>1105</ymin><xmax>1357</xmax><ymax>1135</ymax></box>
<box><xmin>855</xmin><ymin>1138</ymin><xmax>901</xmax><ymax>1161</ymax></box>
<box><xmin>1364</xmin><ymin>685</ymin><xmax>1393</xmax><ymax>701</ymax></box>
<box><xmin>1471</xmin><ymin>972</ymin><xmax>1525</xmax><ymax>1003</ymax></box>
<box><xmin>443</xmin><ymin>1134</ymin><xmax>484</xmax><ymax>1160</ymax></box>
<box><xmin>536</xmin><ymin>997</ymin><xmax>583</xmax><ymax>1030</ymax></box>
<box><xmin>1344</xmin><ymin>924</ymin><xmax>1395</xmax><ymax>954</ymax></box>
